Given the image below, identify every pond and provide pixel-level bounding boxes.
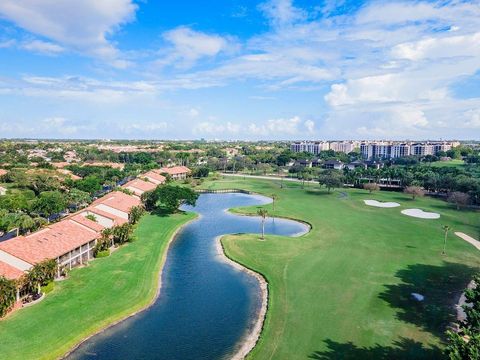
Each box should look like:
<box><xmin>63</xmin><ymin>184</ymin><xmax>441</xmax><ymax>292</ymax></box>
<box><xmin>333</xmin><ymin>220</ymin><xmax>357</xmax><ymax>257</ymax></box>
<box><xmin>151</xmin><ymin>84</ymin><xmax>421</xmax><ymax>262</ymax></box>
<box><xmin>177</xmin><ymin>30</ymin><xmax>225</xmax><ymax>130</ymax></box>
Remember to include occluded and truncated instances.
<box><xmin>67</xmin><ymin>193</ymin><xmax>308</xmax><ymax>360</ymax></box>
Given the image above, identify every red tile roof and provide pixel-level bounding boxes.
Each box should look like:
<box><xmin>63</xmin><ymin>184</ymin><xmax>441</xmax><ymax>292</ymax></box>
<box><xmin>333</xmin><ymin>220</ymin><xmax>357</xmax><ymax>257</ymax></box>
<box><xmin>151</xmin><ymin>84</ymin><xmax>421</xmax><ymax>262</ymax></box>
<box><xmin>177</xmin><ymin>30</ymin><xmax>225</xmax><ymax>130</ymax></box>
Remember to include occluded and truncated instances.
<box><xmin>0</xmin><ymin>169</ymin><xmax>7</xmax><ymax>176</ymax></box>
<box><xmin>70</xmin><ymin>214</ymin><xmax>105</xmax><ymax>232</ymax></box>
<box><xmin>0</xmin><ymin>220</ymin><xmax>99</xmax><ymax>264</ymax></box>
<box><xmin>83</xmin><ymin>207</ymin><xmax>128</xmax><ymax>226</ymax></box>
<box><xmin>0</xmin><ymin>261</ymin><xmax>24</xmax><ymax>280</ymax></box>
<box><xmin>92</xmin><ymin>191</ymin><xmax>141</xmax><ymax>214</ymax></box>
<box><xmin>158</xmin><ymin>166</ymin><xmax>191</xmax><ymax>176</ymax></box>
<box><xmin>143</xmin><ymin>171</ymin><xmax>166</xmax><ymax>184</ymax></box>
<box><xmin>123</xmin><ymin>178</ymin><xmax>157</xmax><ymax>193</ymax></box>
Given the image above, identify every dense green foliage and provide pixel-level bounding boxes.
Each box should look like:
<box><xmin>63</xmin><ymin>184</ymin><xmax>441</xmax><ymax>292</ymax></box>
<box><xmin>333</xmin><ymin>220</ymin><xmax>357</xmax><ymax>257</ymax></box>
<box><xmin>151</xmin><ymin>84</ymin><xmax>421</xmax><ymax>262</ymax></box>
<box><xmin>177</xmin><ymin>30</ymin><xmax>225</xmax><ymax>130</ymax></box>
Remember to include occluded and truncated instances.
<box><xmin>446</xmin><ymin>275</ymin><xmax>480</xmax><ymax>359</ymax></box>
<box><xmin>0</xmin><ymin>276</ymin><xmax>17</xmax><ymax>318</ymax></box>
<box><xmin>142</xmin><ymin>185</ymin><xmax>198</xmax><ymax>213</ymax></box>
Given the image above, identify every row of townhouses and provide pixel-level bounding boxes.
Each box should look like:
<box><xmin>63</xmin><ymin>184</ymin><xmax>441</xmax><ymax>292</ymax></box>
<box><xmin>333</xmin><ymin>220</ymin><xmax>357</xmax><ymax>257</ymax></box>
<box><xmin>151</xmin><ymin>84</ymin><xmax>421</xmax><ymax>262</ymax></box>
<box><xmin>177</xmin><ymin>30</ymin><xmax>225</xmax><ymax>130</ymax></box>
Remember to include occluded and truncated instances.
<box><xmin>0</xmin><ymin>166</ymin><xmax>191</xmax><ymax>302</ymax></box>
<box><xmin>291</xmin><ymin>141</ymin><xmax>460</xmax><ymax>159</ymax></box>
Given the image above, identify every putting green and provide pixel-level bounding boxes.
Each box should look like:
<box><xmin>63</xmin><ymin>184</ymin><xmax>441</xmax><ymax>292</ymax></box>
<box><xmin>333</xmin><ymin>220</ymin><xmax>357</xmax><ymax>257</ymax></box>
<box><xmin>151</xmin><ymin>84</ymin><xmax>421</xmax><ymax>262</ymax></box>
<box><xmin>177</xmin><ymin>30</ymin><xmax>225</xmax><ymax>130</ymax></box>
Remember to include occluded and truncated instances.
<box><xmin>199</xmin><ymin>177</ymin><xmax>480</xmax><ymax>359</ymax></box>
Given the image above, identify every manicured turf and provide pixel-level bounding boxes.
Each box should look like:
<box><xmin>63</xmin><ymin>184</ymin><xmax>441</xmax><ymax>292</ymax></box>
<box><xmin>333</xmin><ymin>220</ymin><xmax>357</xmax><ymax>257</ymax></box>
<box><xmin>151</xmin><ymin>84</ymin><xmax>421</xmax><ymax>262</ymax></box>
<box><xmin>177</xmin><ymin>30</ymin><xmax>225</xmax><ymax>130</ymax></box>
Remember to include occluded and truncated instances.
<box><xmin>199</xmin><ymin>177</ymin><xmax>480</xmax><ymax>359</ymax></box>
<box><xmin>0</xmin><ymin>212</ymin><xmax>195</xmax><ymax>360</ymax></box>
<box><xmin>430</xmin><ymin>160</ymin><xmax>466</xmax><ymax>168</ymax></box>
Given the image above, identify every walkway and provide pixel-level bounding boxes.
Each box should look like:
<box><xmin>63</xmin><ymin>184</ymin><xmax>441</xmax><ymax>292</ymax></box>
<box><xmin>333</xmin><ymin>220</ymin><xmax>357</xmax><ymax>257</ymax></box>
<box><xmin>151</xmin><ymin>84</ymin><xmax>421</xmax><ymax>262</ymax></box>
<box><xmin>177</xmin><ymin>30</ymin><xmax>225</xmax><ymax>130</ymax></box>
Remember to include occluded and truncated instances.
<box><xmin>455</xmin><ymin>232</ymin><xmax>480</xmax><ymax>251</ymax></box>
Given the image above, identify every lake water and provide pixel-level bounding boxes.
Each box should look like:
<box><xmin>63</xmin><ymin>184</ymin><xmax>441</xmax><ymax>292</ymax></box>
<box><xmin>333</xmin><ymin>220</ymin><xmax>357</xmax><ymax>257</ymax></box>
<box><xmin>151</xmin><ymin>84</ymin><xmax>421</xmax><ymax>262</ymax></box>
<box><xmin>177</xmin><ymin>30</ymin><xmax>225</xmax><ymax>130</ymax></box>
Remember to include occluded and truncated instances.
<box><xmin>67</xmin><ymin>193</ymin><xmax>308</xmax><ymax>360</ymax></box>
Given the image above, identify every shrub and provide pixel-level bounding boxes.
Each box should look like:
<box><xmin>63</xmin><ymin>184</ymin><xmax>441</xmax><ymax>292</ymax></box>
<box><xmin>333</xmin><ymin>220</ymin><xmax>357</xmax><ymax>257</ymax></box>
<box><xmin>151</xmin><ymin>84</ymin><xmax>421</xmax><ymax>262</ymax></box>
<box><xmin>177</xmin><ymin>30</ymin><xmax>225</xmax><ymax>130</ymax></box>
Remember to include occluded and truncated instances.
<box><xmin>364</xmin><ymin>183</ymin><xmax>380</xmax><ymax>193</ymax></box>
<box><xmin>448</xmin><ymin>191</ymin><xmax>471</xmax><ymax>210</ymax></box>
<box><xmin>41</xmin><ymin>281</ymin><xmax>55</xmax><ymax>294</ymax></box>
<box><xmin>404</xmin><ymin>186</ymin><xmax>425</xmax><ymax>200</ymax></box>
<box><xmin>95</xmin><ymin>249</ymin><xmax>110</xmax><ymax>258</ymax></box>
<box><xmin>0</xmin><ymin>276</ymin><xmax>17</xmax><ymax>317</ymax></box>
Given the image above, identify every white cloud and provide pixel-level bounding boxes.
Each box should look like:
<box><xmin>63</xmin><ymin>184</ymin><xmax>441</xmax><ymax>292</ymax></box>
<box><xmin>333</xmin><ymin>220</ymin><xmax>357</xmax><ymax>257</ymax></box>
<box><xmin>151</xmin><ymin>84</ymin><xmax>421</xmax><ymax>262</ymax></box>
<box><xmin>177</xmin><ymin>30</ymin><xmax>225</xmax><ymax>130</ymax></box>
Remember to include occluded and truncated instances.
<box><xmin>0</xmin><ymin>0</ymin><xmax>137</xmax><ymax>66</ymax></box>
<box><xmin>391</xmin><ymin>32</ymin><xmax>480</xmax><ymax>61</ymax></box>
<box><xmin>193</xmin><ymin>121</ymin><xmax>240</xmax><ymax>135</ymax></box>
<box><xmin>188</xmin><ymin>108</ymin><xmax>200</xmax><ymax>118</ymax></box>
<box><xmin>304</xmin><ymin>119</ymin><xmax>315</xmax><ymax>133</ymax></box>
<box><xmin>258</xmin><ymin>0</ymin><xmax>306</xmax><ymax>27</ymax></box>
<box><xmin>21</xmin><ymin>40</ymin><xmax>64</xmax><ymax>55</ymax></box>
<box><xmin>119</xmin><ymin>122</ymin><xmax>168</xmax><ymax>134</ymax></box>
<box><xmin>247</xmin><ymin>116</ymin><xmax>313</xmax><ymax>136</ymax></box>
<box><xmin>158</xmin><ymin>27</ymin><xmax>233</xmax><ymax>68</ymax></box>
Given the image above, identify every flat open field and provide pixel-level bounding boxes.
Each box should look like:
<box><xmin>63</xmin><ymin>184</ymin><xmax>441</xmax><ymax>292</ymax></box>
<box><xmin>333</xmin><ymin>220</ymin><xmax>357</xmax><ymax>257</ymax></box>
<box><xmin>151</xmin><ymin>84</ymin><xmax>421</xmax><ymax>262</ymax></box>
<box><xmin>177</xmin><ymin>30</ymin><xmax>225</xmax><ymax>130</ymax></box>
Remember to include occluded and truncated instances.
<box><xmin>198</xmin><ymin>177</ymin><xmax>480</xmax><ymax>359</ymax></box>
<box><xmin>0</xmin><ymin>212</ymin><xmax>195</xmax><ymax>360</ymax></box>
<box><xmin>430</xmin><ymin>160</ymin><xmax>466</xmax><ymax>168</ymax></box>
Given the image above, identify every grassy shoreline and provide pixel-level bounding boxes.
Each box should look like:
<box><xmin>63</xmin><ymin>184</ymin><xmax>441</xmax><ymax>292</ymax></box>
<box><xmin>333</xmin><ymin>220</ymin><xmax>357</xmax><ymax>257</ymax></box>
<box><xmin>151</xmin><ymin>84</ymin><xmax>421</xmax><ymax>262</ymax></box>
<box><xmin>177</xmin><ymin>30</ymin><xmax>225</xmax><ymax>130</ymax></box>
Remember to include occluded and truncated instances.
<box><xmin>199</xmin><ymin>177</ymin><xmax>480</xmax><ymax>359</ymax></box>
<box><xmin>0</xmin><ymin>212</ymin><xmax>195</xmax><ymax>360</ymax></box>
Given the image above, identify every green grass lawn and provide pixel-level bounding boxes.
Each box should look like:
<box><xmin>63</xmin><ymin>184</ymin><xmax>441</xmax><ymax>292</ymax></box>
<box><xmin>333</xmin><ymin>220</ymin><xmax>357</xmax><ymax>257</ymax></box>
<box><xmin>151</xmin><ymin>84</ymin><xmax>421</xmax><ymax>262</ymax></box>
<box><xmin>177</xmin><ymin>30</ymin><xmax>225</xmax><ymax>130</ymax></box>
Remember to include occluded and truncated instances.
<box><xmin>199</xmin><ymin>177</ymin><xmax>480</xmax><ymax>359</ymax></box>
<box><xmin>430</xmin><ymin>159</ymin><xmax>466</xmax><ymax>168</ymax></box>
<box><xmin>0</xmin><ymin>212</ymin><xmax>195</xmax><ymax>360</ymax></box>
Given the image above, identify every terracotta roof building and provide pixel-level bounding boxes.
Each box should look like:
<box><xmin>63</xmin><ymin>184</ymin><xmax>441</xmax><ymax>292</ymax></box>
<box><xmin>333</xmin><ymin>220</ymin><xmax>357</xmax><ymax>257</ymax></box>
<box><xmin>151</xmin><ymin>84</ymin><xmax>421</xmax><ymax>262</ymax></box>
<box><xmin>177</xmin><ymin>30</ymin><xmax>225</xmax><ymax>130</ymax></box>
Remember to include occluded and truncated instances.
<box><xmin>0</xmin><ymin>260</ymin><xmax>25</xmax><ymax>280</ymax></box>
<box><xmin>123</xmin><ymin>178</ymin><xmax>157</xmax><ymax>196</ymax></box>
<box><xmin>91</xmin><ymin>191</ymin><xmax>142</xmax><ymax>220</ymax></box>
<box><xmin>157</xmin><ymin>166</ymin><xmax>191</xmax><ymax>180</ymax></box>
<box><xmin>143</xmin><ymin>171</ymin><xmax>166</xmax><ymax>185</ymax></box>
<box><xmin>0</xmin><ymin>220</ymin><xmax>100</xmax><ymax>271</ymax></box>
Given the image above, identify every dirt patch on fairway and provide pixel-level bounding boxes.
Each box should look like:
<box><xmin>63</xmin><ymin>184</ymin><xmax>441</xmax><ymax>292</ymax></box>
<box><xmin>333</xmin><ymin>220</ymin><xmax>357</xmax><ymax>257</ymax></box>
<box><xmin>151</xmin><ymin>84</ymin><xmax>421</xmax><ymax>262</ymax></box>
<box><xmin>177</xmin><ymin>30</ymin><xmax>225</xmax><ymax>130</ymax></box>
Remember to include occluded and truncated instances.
<box><xmin>364</xmin><ymin>200</ymin><xmax>401</xmax><ymax>208</ymax></box>
<box><xmin>401</xmin><ymin>209</ymin><xmax>440</xmax><ymax>219</ymax></box>
<box><xmin>215</xmin><ymin>236</ymin><xmax>268</xmax><ymax>360</ymax></box>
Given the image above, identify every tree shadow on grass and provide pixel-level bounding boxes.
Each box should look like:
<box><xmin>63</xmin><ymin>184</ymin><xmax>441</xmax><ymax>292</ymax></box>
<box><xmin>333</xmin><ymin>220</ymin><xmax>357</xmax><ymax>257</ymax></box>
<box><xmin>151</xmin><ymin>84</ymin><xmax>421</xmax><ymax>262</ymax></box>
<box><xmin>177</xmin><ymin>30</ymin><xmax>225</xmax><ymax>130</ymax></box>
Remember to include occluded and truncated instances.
<box><xmin>309</xmin><ymin>337</ymin><xmax>442</xmax><ymax>360</ymax></box>
<box><xmin>378</xmin><ymin>262</ymin><xmax>477</xmax><ymax>339</ymax></box>
<box><xmin>304</xmin><ymin>189</ymin><xmax>334</xmax><ymax>196</ymax></box>
<box><xmin>151</xmin><ymin>208</ymin><xmax>190</xmax><ymax>218</ymax></box>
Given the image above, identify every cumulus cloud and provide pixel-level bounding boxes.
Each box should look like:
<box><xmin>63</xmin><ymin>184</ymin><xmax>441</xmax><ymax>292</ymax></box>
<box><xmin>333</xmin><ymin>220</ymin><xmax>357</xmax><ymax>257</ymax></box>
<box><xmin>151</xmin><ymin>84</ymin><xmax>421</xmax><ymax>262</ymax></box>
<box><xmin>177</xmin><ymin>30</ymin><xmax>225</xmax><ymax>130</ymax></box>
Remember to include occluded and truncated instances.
<box><xmin>0</xmin><ymin>0</ymin><xmax>137</xmax><ymax>66</ymax></box>
<box><xmin>157</xmin><ymin>27</ymin><xmax>233</xmax><ymax>68</ymax></box>
<box><xmin>247</xmin><ymin>116</ymin><xmax>314</xmax><ymax>137</ymax></box>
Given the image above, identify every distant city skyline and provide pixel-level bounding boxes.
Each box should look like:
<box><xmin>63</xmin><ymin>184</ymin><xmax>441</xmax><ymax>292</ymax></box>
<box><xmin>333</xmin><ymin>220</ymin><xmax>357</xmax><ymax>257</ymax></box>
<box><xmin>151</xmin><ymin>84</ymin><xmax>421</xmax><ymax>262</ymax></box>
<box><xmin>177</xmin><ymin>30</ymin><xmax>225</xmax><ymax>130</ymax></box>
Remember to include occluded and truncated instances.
<box><xmin>0</xmin><ymin>1</ymin><xmax>479</xmax><ymax>140</ymax></box>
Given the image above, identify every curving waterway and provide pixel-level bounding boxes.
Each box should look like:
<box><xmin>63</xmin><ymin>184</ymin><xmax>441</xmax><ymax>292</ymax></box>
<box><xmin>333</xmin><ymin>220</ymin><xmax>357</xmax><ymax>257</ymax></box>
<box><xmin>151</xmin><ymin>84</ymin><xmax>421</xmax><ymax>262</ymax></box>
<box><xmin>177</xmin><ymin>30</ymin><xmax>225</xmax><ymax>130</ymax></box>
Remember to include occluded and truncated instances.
<box><xmin>67</xmin><ymin>193</ymin><xmax>308</xmax><ymax>360</ymax></box>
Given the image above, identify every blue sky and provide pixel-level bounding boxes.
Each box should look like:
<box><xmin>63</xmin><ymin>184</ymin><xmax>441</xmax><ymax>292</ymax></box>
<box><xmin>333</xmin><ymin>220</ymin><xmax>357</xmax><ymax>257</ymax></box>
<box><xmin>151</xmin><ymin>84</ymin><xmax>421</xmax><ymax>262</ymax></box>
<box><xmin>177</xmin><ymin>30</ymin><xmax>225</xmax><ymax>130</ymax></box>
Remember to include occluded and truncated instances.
<box><xmin>0</xmin><ymin>0</ymin><xmax>479</xmax><ymax>140</ymax></box>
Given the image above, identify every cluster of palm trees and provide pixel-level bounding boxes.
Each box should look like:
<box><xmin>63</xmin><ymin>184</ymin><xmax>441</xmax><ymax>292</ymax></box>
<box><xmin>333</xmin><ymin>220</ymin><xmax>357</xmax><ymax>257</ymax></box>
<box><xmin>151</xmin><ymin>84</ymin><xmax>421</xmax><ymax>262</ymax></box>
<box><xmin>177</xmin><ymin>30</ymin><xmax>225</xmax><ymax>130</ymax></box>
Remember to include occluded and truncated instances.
<box><xmin>0</xmin><ymin>210</ymin><xmax>46</xmax><ymax>236</ymax></box>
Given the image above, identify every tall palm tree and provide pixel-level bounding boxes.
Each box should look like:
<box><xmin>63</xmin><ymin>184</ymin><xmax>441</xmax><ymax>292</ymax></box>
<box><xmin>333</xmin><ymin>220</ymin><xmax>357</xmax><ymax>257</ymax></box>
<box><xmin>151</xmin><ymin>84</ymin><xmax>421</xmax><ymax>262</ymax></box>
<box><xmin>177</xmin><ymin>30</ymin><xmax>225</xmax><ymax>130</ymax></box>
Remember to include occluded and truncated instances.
<box><xmin>257</xmin><ymin>209</ymin><xmax>268</xmax><ymax>240</ymax></box>
<box><xmin>442</xmin><ymin>225</ymin><xmax>451</xmax><ymax>255</ymax></box>
<box><xmin>271</xmin><ymin>194</ymin><xmax>278</xmax><ymax>222</ymax></box>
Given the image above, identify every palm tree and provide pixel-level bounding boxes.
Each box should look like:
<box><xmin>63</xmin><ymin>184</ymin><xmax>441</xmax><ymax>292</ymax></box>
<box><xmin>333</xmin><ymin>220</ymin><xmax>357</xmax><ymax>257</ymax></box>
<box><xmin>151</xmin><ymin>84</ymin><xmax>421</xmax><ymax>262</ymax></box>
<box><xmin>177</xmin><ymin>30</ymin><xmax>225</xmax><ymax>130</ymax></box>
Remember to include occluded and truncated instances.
<box><xmin>271</xmin><ymin>194</ymin><xmax>278</xmax><ymax>222</ymax></box>
<box><xmin>257</xmin><ymin>209</ymin><xmax>268</xmax><ymax>240</ymax></box>
<box><xmin>442</xmin><ymin>225</ymin><xmax>451</xmax><ymax>255</ymax></box>
<box><xmin>16</xmin><ymin>214</ymin><xmax>35</xmax><ymax>235</ymax></box>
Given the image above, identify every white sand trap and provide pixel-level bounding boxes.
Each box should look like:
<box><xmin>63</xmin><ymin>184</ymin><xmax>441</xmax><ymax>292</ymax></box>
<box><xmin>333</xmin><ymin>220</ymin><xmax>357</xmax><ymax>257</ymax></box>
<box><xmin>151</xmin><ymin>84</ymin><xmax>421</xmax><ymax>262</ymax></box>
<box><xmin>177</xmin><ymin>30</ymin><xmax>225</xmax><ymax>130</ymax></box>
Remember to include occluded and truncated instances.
<box><xmin>364</xmin><ymin>200</ymin><xmax>401</xmax><ymax>208</ymax></box>
<box><xmin>411</xmin><ymin>293</ymin><xmax>425</xmax><ymax>302</ymax></box>
<box><xmin>401</xmin><ymin>209</ymin><xmax>440</xmax><ymax>219</ymax></box>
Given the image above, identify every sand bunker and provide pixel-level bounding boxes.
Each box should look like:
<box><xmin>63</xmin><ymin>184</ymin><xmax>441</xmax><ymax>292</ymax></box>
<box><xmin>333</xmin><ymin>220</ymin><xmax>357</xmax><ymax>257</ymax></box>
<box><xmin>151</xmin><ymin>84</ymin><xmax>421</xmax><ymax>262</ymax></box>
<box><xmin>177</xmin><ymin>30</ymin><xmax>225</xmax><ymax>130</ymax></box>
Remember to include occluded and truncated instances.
<box><xmin>401</xmin><ymin>209</ymin><xmax>440</xmax><ymax>219</ymax></box>
<box><xmin>364</xmin><ymin>200</ymin><xmax>401</xmax><ymax>208</ymax></box>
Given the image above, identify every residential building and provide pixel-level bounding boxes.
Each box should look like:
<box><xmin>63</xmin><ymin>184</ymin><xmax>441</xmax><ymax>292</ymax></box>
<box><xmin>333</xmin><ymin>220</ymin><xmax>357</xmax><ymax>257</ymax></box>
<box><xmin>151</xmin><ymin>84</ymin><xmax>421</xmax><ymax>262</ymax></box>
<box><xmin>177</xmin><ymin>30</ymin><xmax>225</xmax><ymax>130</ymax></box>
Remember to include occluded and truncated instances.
<box><xmin>360</xmin><ymin>141</ymin><xmax>457</xmax><ymax>160</ymax></box>
<box><xmin>123</xmin><ymin>178</ymin><xmax>157</xmax><ymax>197</ymax></box>
<box><xmin>323</xmin><ymin>160</ymin><xmax>344</xmax><ymax>170</ymax></box>
<box><xmin>290</xmin><ymin>141</ymin><xmax>329</xmax><ymax>154</ymax></box>
<box><xmin>329</xmin><ymin>141</ymin><xmax>359</xmax><ymax>154</ymax></box>
<box><xmin>91</xmin><ymin>191</ymin><xmax>142</xmax><ymax>221</ymax></box>
<box><xmin>0</xmin><ymin>186</ymin><xmax>6</xmax><ymax>196</ymax></box>
<box><xmin>143</xmin><ymin>170</ymin><xmax>166</xmax><ymax>185</ymax></box>
<box><xmin>158</xmin><ymin>166</ymin><xmax>191</xmax><ymax>180</ymax></box>
<box><xmin>0</xmin><ymin>219</ymin><xmax>100</xmax><ymax>275</ymax></box>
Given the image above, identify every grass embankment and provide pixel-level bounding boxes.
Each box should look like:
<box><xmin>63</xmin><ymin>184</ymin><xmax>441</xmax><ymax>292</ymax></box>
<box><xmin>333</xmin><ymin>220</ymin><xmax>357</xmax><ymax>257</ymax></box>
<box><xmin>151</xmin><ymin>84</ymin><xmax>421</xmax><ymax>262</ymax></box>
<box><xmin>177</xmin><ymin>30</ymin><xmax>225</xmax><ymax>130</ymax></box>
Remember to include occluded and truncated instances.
<box><xmin>0</xmin><ymin>212</ymin><xmax>195</xmax><ymax>360</ymax></box>
<box><xmin>199</xmin><ymin>177</ymin><xmax>480</xmax><ymax>359</ymax></box>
